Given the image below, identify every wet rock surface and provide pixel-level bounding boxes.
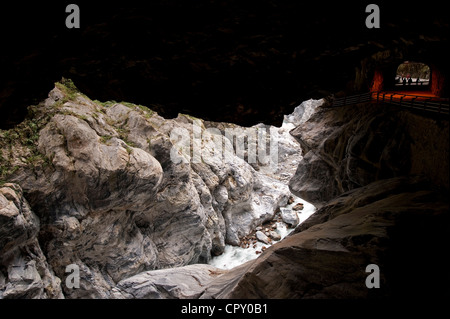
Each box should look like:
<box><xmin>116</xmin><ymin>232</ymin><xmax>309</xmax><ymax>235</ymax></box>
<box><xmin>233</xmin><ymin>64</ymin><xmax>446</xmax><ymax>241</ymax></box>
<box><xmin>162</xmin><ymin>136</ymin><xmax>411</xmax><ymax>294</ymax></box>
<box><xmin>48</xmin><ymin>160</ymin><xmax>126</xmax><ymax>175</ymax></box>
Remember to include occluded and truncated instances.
<box><xmin>280</xmin><ymin>208</ymin><xmax>300</xmax><ymax>228</ymax></box>
<box><xmin>255</xmin><ymin>231</ymin><xmax>271</xmax><ymax>245</ymax></box>
<box><xmin>233</xmin><ymin>196</ymin><xmax>304</xmax><ymax>250</ymax></box>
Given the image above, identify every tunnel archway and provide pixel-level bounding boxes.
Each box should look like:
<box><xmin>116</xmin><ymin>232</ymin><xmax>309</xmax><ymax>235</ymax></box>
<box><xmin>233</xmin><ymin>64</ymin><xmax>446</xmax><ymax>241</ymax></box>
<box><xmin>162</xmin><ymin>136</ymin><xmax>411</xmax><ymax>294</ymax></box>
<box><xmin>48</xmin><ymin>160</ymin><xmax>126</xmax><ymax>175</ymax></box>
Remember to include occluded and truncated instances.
<box><xmin>394</xmin><ymin>61</ymin><xmax>430</xmax><ymax>90</ymax></box>
<box><xmin>367</xmin><ymin>57</ymin><xmax>447</xmax><ymax>98</ymax></box>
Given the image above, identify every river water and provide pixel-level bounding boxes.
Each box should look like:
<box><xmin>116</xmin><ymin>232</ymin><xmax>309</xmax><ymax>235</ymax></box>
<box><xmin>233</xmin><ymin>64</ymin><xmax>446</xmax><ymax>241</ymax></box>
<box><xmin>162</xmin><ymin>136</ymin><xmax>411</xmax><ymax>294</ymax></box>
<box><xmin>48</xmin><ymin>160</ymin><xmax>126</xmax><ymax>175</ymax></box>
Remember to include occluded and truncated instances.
<box><xmin>209</xmin><ymin>196</ymin><xmax>316</xmax><ymax>270</ymax></box>
<box><xmin>208</xmin><ymin>99</ymin><xmax>321</xmax><ymax>270</ymax></box>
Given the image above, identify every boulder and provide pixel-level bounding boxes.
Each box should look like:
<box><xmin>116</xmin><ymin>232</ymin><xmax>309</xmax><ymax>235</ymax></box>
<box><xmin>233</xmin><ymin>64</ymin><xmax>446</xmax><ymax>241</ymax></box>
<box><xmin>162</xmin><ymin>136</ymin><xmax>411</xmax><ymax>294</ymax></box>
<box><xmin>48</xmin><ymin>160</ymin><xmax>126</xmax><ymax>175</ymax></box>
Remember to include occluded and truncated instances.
<box><xmin>268</xmin><ymin>231</ymin><xmax>281</xmax><ymax>241</ymax></box>
<box><xmin>255</xmin><ymin>231</ymin><xmax>271</xmax><ymax>244</ymax></box>
<box><xmin>111</xmin><ymin>264</ymin><xmax>225</xmax><ymax>299</ymax></box>
<box><xmin>1</xmin><ymin>83</ymin><xmax>291</xmax><ymax>298</ymax></box>
<box><xmin>280</xmin><ymin>208</ymin><xmax>299</xmax><ymax>227</ymax></box>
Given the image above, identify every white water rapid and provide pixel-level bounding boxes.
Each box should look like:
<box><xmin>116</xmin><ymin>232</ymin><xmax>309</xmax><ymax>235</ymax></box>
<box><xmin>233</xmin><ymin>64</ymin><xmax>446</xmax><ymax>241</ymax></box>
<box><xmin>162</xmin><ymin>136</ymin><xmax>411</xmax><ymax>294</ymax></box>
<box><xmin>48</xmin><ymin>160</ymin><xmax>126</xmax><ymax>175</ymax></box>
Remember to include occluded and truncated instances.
<box><xmin>209</xmin><ymin>196</ymin><xmax>316</xmax><ymax>270</ymax></box>
<box><xmin>209</xmin><ymin>98</ymin><xmax>322</xmax><ymax>270</ymax></box>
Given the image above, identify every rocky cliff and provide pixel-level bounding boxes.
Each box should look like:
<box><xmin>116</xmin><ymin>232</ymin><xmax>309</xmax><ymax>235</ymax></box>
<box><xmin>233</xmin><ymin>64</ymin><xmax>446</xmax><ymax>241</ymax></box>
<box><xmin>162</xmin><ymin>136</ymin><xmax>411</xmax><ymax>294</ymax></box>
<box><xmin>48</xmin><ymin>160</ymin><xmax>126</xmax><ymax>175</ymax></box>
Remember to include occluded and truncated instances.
<box><xmin>289</xmin><ymin>102</ymin><xmax>449</xmax><ymax>207</ymax></box>
<box><xmin>108</xmin><ymin>101</ymin><xmax>449</xmax><ymax>300</ymax></box>
<box><xmin>0</xmin><ymin>183</ymin><xmax>63</xmax><ymax>298</ymax></box>
<box><xmin>0</xmin><ymin>80</ymin><xmax>291</xmax><ymax>298</ymax></box>
<box><xmin>204</xmin><ymin>103</ymin><xmax>449</xmax><ymax>299</ymax></box>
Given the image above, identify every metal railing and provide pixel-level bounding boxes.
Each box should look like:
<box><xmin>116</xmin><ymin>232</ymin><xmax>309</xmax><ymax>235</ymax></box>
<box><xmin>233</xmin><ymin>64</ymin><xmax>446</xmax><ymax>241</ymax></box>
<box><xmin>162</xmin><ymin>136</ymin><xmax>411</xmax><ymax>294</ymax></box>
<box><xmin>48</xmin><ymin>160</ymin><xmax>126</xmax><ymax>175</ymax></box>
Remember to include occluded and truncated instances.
<box><xmin>330</xmin><ymin>91</ymin><xmax>450</xmax><ymax>116</ymax></box>
<box><xmin>331</xmin><ymin>92</ymin><xmax>372</xmax><ymax>107</ymax></box>
<box><xmin>372</xmin><ymin>92</ymin><xmax>449</xmax><ymax>116</ymax></box>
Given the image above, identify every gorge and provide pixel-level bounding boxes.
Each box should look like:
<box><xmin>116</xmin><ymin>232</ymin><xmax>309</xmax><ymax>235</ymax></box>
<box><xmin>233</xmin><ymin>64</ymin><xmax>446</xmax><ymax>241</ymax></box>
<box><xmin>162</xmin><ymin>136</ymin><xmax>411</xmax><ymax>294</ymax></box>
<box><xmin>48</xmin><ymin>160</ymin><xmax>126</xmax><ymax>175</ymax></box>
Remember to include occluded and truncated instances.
<box><xmin>0</xmin><ymin>81</ymin><xmax>319</xmax><ymax>298</ymax></box>
<box><xmin>1</xmin><ymin>79</ymin><xmax>448</xmax><ymax>299</ymax></box>
<box><xmin>0</xmin><ymin>0</ymin><xmax>449</xmax><ymax>301</ymax></box>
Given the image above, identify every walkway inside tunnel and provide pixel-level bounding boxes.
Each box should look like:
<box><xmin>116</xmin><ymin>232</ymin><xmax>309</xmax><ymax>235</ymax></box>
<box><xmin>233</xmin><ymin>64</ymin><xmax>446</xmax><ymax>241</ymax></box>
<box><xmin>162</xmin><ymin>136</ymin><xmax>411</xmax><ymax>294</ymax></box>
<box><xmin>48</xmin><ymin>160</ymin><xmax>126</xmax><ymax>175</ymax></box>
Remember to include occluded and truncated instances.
<box><xmin>377</xmin><ymin>91</ymin><xmax>439</xmax><ymax>100</ymax></box>
<box><xmin>372</xmin><ymin>90</ymin><xmax>449</xmax><ymax>116</ymax></box>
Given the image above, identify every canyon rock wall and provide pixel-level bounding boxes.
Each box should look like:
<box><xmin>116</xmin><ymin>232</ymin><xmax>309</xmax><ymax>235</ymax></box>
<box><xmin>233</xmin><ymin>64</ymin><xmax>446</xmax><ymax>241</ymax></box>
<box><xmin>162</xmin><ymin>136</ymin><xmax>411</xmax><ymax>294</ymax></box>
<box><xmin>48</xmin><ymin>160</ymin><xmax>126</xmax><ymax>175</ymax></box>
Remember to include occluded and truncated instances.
<box><xmin>0</xmin><ymin>183</ymin><xmax>63</xmax><ymax>299</ymax></box>
<box><xmin>288</xmin><ymin>102</ymin><xmax>449</xmax><ymax>207</ymax></box>
<box><xmin>1</xmin><ymin>81</ymin><xmax>448</xmax><ymax>299</ymax></box>
<box><xmin>108</xmin><ymin>177</ymin><xmax>449</xmax><ymax>299</ymax></box>
<box><xmin>123</xmin><ymin>101</ymin><xmax>449</xmax><ymax>300</ymax></box>
<box><xmin>0</xmin><ymin>82</ymin><xmax>290</xmax><ymax>298</ymax></box>
<box><xmin>196</xmin><ymin>102</ymin><xmax>449</xmax><ymax>299</ymax></box>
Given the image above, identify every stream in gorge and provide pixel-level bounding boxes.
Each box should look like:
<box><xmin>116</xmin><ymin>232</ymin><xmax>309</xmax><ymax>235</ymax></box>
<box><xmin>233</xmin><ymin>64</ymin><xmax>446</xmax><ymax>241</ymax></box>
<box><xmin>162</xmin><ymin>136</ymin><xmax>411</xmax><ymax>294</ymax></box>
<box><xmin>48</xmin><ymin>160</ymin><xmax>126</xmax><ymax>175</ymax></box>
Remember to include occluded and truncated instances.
<box><xmin>209</xmin><ymin>196</ymin><xmax>316</xmax><ymax>270</ymax></box>
<box><xmin>207</xmin><ymin>99</ymin><xmax>322</xmax><ymax>270</ymax></box>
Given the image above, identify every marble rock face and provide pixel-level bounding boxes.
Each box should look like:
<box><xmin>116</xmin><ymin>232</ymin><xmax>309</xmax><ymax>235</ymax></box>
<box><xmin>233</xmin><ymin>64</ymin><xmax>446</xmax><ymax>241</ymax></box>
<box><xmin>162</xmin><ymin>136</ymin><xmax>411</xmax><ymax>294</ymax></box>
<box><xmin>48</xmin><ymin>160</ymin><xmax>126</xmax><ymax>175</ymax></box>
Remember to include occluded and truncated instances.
<box><xmin>289</xmin><ymin>103</ymin><xmax>449</xmax><ymax>207</ymax></box>
<box><xmin>0</xmin><ymin>183</ymin><xmax>63</xmax><ymax>299</ymax></box>
<box><xmin>1</xmin><ymin>84</ymin><xmax>292</xmax><ymax>298</ymax></box>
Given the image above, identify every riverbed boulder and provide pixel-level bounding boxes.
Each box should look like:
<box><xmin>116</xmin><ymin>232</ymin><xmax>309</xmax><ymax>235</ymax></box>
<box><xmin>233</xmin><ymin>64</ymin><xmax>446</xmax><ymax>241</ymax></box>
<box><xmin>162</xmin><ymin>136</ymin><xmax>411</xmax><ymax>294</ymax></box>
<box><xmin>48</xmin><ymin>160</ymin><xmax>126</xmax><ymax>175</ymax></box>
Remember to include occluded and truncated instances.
<box><xmin>111</xmin><ymin>264</ymin><xmax>225</xmax><ymax>299</ymax></box>
<box><xmin>268</xmin><ymin>231</ymin><xmax>281</xmax><ymax>241</ymax></box>
<box><xmin>255</xmin><ymin>231</ymin><xmax>271</xmax><ymax>244</ymax></box>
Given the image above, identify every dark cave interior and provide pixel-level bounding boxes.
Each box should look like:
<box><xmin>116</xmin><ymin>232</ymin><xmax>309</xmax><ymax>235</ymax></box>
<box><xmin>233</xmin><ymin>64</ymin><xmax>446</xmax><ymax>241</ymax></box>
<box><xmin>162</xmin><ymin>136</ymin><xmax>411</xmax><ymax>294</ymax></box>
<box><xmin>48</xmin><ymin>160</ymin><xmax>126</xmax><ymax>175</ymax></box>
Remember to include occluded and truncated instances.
<box><xmin>0</xmin><ymin>1</ymin><xmax>449</xmax><ymax>304</ymax></box>
<box><xmin>0</xmin><ymin>0</ymin><xmax>448</xmax><ymax>129</ymax></box>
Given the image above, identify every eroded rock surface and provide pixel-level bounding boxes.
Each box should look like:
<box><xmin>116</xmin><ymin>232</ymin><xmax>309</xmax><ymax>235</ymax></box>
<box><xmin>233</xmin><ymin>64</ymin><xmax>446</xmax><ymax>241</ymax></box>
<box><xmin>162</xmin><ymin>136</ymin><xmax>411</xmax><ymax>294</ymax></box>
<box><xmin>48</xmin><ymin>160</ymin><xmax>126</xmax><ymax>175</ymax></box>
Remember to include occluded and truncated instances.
<box><xmin>200</xmin><ymin>177</ymin><xmax>449</xmax><ymax>299</ymax></box>
<box><xmin>0</xmin><ymin>82</ymin><xmax>290</xmax><ymax>298</ymax></box>
<box><xmin>111</xmin><ymin>264</ymin><xmax>225</xmax><ymax>299</ymax></box>
<box><xmin>1</xmin><ymin>81</ymin><xmax>448</xmax><ymax>299</ymax></box>
<box><xmin>0</xmin><ymin>183</ymin><xmax>63</xmax><ymax>299</ymax></box>
<box><xmin>107</xmin><ymin>177</ymin><xmax>449</xmax><ymax>300</ymax></box>
<box><xmin>289</xmin><ymin>103</ymin><xmax>449</xmax><ymax>207</ymax></box>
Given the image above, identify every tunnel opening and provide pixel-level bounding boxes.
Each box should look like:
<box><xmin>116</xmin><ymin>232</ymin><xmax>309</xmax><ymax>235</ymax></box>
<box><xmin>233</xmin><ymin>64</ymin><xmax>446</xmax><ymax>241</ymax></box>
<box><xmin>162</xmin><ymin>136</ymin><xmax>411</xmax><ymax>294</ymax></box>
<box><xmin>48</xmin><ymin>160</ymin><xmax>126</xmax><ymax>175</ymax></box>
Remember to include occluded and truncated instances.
<box><xmin>394</xmin><ymin>61</ymin><xmax>430</xmax><ymax>90</ymax></box>
<box><xmin>369</xmin><ymin>59</ymin><xmax>447</xmax><ymax>99</ymax></box>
